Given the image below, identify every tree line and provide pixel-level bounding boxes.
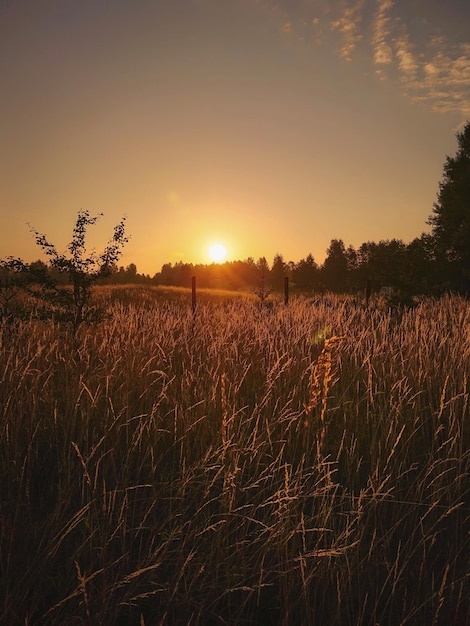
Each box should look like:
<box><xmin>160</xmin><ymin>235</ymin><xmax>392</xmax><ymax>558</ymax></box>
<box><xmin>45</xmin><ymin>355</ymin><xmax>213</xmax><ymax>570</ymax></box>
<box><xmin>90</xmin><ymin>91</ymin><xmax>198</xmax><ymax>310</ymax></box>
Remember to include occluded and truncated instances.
<box><xmin>144</xmin><ymin>235</ymin><xmax>432</xmax><ymax>296</ymax></box>
<box><xmin>1</xmin><ymin>121</ymin><xmax>470</xmax><ymax>313</ymax></box>
<box><xmin>110</xmin><ymin>121</ymin><xmax>470</xmax><ymax>297</ymax></box>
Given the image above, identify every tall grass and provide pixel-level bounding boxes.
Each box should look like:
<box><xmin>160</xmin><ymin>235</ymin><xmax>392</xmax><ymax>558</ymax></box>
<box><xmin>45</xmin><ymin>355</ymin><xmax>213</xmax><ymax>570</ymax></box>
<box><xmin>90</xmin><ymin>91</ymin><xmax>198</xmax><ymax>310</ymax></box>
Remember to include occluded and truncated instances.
<box><xmin>1</xmin><ymin>292</ymin><xmax>469</xmax><ymax>624</ymax></box>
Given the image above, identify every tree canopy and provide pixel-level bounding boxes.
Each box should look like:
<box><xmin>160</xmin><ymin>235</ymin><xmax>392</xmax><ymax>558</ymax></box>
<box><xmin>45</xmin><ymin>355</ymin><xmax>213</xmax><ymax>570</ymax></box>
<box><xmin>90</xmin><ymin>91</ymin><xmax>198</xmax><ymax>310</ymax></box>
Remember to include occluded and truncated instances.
<box><xmin>428</xmin><ymin>121</ymin><xmax>470</xmax><ymax>293</ymax></box>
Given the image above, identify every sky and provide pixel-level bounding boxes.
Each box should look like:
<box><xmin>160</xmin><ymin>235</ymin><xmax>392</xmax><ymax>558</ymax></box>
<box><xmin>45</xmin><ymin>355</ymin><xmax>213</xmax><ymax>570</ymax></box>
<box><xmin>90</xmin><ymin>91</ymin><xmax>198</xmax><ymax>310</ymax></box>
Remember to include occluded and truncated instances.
<box><xmin>1</xmin><ymin>0</ymin><xmax>469</xmax><ymax>275</ymax></box>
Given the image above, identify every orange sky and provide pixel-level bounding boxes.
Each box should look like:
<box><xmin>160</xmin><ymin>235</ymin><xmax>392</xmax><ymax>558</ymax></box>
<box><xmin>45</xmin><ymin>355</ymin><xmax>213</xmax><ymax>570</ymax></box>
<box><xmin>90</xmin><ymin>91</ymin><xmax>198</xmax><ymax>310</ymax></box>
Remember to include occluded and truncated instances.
<box><xmin>1</xmin><ymin>0</ymin><xmax>469</xmax><ymax>275</ymax></box>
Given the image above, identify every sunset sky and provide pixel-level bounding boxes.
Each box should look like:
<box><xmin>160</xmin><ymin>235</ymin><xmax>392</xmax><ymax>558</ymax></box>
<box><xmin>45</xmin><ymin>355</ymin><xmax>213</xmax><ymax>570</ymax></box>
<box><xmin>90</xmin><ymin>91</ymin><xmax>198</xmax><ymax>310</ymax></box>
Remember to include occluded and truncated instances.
<box><xmin>1</xmin><ymin>0</ymin><xmax>469</xmax><ymax>275</ymax></box>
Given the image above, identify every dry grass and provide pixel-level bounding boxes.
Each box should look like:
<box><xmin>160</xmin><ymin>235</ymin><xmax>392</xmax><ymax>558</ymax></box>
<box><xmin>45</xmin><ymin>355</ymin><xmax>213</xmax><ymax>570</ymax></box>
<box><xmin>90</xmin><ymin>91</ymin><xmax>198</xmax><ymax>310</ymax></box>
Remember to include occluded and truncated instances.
<box><xmin>0</xmin><ymin>291</ymin><xmax>469</xmax><ymax>624</ymax></box>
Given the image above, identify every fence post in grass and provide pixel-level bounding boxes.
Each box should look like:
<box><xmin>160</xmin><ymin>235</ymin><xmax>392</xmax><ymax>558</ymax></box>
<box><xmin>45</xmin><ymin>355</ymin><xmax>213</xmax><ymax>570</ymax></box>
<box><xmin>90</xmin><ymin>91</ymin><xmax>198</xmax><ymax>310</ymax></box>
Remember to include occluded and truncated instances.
<box><xmin>284</xmin><ymin>276</ymin><xmax>289</xmax><ymax>305</ymax></box>
<box><xmin>191</xmin><ymin>275</ymin><xmax>196</xmax><ymax>314</ymax></box>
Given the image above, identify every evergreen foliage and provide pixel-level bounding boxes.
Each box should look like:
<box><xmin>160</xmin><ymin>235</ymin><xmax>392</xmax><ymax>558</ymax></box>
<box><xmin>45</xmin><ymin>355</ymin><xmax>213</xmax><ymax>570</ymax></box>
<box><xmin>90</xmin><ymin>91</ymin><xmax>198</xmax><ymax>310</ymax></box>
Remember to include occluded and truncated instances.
<box><xmin>428</xmin><ymin>122</ymin><xmax>470</xmax><ymax>292</ymax></box>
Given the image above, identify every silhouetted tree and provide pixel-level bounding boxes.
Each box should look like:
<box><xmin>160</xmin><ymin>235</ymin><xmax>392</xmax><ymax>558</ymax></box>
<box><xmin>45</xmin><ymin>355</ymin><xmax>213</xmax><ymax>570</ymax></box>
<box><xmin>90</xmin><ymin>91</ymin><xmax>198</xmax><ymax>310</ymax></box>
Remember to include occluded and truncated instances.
<box><xmin>353</xmin><ymin>240</ymin><xmax>406</xmax><ymax>293</ymax></box>
<box><xmin>174</xmin><ymin>262</ymin><xmax>193</xmax><ymax>287</ymax></box>
<box><xmin>0</xmin><ymin>258</ymin><xmax>33</xmax><ymax>319</ymax></box>
<box><xmin>345</xmin><ymin>245</ymin><xmax>361</xmax><ymax>291</ymax></box>
<box><xmin>293</xmin><ymin>254</ymin><xmax>319</xmax><ymax>292</ymax></box>
<box><xmin>242</xmin><ymin>257</ymin><xmax>260</xmax><ymax>289</ymax></box>
<box><xmin>228</xmin><ymin>260</ymin><xmax>254</xmax><ymax>290</ymax></box>
<box><xmin>270</xmin><ymin>254</ymin><xmax>286</xmax><ymax>291</ymax></box>
<box><xmin>403</xmin><ymin>234</ymin><xmax>437</xmax><ymax>295</ymax></box>
<box><xmin>158</xmin><ymin>263</ymin><xmax>174</xmax><ymax>285</ymax></box>
<box><xmin>428</xmin><ymin>121</ymin><xmax>470</xmax><ymax>293</ymax></box>
<box><xmin>375</xmin><ymin>240</ymin><xmax>406</xmax><ymax>288</ymax></box>
<box><xmin>2</xmin><ymin>210</ymin><xmax>128</xmax><ymax>331</ymax></box>
<box><xmin>29</xmin><ymin>259</ymin><xmax>49</xmax><ymax>274</ymax></box>
<box><xmin>254</xmin><ymin>257</ymin><xmax>271</xmax><ymax>302</ymax></box>
<box><xmin>126</xmin><ymin>263</ymin><xmax>138</xmax><ymax>278</ymax></box>
<box><xmin>322</xmin><ymin>239</ymin><xmax>348</xmax><ymax>292</ymax></box>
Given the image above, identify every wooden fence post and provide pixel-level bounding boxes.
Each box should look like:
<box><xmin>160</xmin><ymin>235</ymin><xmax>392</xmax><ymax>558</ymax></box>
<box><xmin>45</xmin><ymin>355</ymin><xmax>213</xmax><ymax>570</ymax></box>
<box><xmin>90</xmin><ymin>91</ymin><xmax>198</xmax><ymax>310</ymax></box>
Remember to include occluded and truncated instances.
<box><xmin>284</xmin><ymin>276</ymin><xmax>289</xmax><ymax>305</ymax></box>
<box><xmin>191</xmin><ymin>276</ymin><xmax>196</xmax><ymax>314</ymax></box>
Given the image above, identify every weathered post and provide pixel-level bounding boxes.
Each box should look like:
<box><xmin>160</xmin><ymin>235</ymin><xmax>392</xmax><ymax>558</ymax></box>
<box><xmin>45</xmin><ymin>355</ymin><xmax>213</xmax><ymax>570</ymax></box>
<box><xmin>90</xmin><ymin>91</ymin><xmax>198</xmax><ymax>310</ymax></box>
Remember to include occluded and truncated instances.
<box><xmin>284</xmin><ymin>276</ymin><xmax>289</xmax><ymax>305</ymax></box>
<box><xmin>191</xmin><ymin>275</ymin><xmax>196</xmax><ymax>314</ymax></box>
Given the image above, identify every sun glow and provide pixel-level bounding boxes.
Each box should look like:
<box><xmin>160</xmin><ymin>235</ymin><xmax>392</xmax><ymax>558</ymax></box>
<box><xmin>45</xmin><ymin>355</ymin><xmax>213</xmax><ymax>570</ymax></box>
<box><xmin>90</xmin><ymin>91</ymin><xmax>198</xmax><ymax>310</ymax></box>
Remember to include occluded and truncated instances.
<box><xmin>208</xmin><ymin>242</ymin><xmax>228</xmax><ymax>263</ymax></box>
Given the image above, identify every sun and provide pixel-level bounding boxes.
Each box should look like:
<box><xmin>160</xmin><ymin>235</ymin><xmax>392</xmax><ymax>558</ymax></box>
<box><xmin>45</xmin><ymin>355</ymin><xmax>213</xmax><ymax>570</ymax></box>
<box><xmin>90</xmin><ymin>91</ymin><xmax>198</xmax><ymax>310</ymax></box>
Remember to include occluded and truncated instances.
<box><xmin>208</xmin><ymin>242</ymin><xmax>228</xmax><ymax>263</ymax></box>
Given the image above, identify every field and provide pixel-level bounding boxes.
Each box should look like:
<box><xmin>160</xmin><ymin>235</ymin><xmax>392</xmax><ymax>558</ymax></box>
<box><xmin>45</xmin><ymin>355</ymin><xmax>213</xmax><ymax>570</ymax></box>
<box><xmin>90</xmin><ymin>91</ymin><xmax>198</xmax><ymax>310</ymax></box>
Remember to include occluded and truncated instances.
<box><xmin>1</xmin><ymin>287</ymin><xmax>469</xmax><ymax>625</ymax></box>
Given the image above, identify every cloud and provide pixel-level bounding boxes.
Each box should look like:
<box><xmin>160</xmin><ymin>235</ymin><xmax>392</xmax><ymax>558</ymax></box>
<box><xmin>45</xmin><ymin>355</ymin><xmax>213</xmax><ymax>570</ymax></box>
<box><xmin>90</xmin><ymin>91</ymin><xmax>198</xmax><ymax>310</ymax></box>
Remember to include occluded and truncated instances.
<box><xmin>330</xmin><ymin>1</ymin><xmax>365</xmax><ymax>61</ymax></box>
<box><xmin>372</xmin><ymin>0</ymin><xmax>394</xmax><ymax>71</ymax></box>
<box><xmin>405</xmin><ymin>42</ymin><xmax>470</xmax><ymax>116</ymax></box>
<box><xmin>242</xmin><ymin>0</ymin><xmax>470</xmax><ymax>117</ymax></box>
<box><xmin>367</xmin><ymin>1</ymin><xmax>470</xmax><ymax>117</ymax></box>
<box><xmin>395</xmin><ymin>34</ymin><xmax>418</xmax><ymax>78</ymax></box>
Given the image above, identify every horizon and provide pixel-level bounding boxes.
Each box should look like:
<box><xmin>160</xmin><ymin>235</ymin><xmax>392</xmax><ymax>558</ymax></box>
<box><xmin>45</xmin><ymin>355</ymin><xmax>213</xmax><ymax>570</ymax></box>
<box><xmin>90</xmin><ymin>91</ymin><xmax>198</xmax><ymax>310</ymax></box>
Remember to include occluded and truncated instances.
<box><xmin>9</xmin><ymin>233</ymin><xmax>421</xmax><ymax>278</ymax></box>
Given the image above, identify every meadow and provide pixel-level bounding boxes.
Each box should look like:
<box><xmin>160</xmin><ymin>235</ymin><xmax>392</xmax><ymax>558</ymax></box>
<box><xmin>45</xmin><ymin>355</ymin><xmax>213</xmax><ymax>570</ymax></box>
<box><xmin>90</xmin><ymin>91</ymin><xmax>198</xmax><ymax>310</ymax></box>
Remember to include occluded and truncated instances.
<box><xmin>1</xmin><ymin>287</ymin><xmax>469</xmax><ymax>625</ymax></box>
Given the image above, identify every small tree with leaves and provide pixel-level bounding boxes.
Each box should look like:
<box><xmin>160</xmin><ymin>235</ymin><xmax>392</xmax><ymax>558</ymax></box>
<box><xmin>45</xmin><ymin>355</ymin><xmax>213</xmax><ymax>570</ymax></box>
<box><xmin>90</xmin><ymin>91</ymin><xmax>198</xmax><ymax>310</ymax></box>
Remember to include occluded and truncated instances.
<box><xmin>2</xmin><ymin>210</ymin><xmax>128</xmax><ymax>331</ymax></box>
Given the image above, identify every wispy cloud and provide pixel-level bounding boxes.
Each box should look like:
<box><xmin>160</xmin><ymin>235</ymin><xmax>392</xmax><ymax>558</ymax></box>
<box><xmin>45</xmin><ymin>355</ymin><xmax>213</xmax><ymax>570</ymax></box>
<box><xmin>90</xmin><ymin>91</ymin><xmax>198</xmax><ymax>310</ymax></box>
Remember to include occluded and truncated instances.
<box><xmin>369</xmin><ymin>2</ymin><xmax>470</xmax><ymax>117</ymax></box>
<box><xmin>280</xmin><ymin>21</ymin><xmax>292</xmax><ymax>34</ymax></box>
<box><xmin>395</xmin><ymin>33</ymin><xmax>418</xmax><ymax>79</ymax></box>
<box><xmin>405</xmin><ymin>42</ymin><xmax>470</xmax><ymax>116</ymax></box>
<box><xmin>372</xmin><ymin>0</ymin><xmax>394</xmax><ymax>73</ymax></box>
<box><xmin>330</xmin><ymin>0</ymin><xmax>365</xmax><ymax>61</ymax></box>
<box><xmin>331</xmin><ymin>0</ymin><xmax>470</xmax><ymax>117</ymax></box>
<box><xmin>242</xmin><ymin>0</ymin><xmax>470</xmax><ymax>117</ymax></box>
